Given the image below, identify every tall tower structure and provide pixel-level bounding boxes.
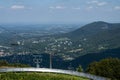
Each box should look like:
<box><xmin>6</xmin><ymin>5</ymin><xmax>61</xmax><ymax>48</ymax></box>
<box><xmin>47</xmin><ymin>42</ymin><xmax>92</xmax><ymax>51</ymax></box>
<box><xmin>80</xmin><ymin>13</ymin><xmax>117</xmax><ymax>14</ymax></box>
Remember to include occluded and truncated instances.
<box><xmin>33</xmin><ymin>54</ymin><xmax>42</xmax><ymax>68</ymax></box>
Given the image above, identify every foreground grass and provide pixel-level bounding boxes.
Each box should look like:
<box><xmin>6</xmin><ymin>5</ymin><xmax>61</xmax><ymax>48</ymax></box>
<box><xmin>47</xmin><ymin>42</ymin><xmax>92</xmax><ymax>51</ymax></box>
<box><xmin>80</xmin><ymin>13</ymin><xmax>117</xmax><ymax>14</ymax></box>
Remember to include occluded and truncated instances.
<box><xmin>0</xmin><ymin>72</ymin><xmax>89</xmax><ymax>80</ymax></box>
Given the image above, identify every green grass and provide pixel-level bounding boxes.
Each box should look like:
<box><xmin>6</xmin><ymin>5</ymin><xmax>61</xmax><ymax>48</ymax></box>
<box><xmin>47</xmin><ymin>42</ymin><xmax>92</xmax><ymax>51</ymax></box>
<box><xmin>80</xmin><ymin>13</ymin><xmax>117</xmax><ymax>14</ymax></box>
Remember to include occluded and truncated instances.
<box><xmin>0</xmin><ymin>72</ymin><xmax>89</xmax><ymax>80</ymax></box>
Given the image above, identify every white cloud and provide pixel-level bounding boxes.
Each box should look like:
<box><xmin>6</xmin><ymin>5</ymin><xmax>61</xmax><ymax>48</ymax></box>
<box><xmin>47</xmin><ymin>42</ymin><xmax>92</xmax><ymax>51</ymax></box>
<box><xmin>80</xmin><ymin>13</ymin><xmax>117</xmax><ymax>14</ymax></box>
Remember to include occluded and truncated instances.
<box><xmin>49</xmin><ymin>6</ymin><xmax>54</xmax><ymax>9</ymax></box>
<box><xmin>49</xmin><ymin>6</ymin><xmax>66</xmax><ymax>9</ymax></box>
<box><xmin>10</xmin><ymin>5</ymin><xmax>32</xmax><ymax>10</ymax></box>
<box><xmin>97</xmin><ymin>2</ymin><xmax>107</xmax><ymax>6</ymax></box>
<box><xmin>87</xmin><ymin>0</ymin><xmax>98</xmax><ymax>4</ymax></box>
<box><xmin>87</xmin><ymin>0</ymin><xmax>107</xmax><ymax>6</ymax></box>
<box><xmin>114</xmin><ymin>6</ymin><xmax>120</xmax><ymax>10</ymax></box>
<box><xmin>11</xmin><ymin>5</ymin><xmax>25</xmax><ymax>9</ymax></box>
<box><xmin>56</xmin><ymin>6</ymin><xmax>66</xmax><ymax>9</ymax></box>
<box><xmin>86</xmin><ymin>6</ymin><xmax>93</xmax><ymax>10</ymax></box>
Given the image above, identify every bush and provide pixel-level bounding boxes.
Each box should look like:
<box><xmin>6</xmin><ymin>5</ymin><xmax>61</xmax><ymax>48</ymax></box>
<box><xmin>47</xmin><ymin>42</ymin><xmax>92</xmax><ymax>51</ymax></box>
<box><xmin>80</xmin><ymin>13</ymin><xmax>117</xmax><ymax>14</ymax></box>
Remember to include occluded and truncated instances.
<box><xmin>0</xmin><ymin>60</ymin><xmax>30</xmax><ymax>67</ymax></box>
<box><xmin>86</xmin><ymin>58</ymin><xmax>120</xmax><ymax>80</ymax></box>
<box><xmin>76</xmin><ymin>65</ymin><xmax>83</xmax><ymax>72</ymax></box>
<box><xmin>0</xmin><ymin>60</ymin><xmax>8</xmax><ymax>66</ymax></box>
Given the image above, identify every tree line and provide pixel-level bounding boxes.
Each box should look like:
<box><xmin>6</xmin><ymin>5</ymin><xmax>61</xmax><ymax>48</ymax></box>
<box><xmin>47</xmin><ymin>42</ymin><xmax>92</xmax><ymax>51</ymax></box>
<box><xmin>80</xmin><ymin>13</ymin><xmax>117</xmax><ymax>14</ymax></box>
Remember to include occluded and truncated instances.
<box><xmin>77</xmin><ymin>58</ymin><xmax>120</xmax><ymax>80</ymax></box>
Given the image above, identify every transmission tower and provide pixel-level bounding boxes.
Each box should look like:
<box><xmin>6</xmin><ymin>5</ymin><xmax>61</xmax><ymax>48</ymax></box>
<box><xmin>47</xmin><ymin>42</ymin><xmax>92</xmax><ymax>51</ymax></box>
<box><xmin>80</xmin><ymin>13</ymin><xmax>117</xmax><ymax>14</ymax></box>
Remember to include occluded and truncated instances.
<box><xmin>45</xmin><ymin>48</ymin><xmax>52</xmax><ymax>69</ymax></box>
<box><xmin>33</xmin><ymin>54</ymin><xmax>42</xmax><ymax>68</ymax></box>
<box><xmin>45</xmin><ymin>46</ymin><xmax>57</xmax><ymax>69</ymax></box>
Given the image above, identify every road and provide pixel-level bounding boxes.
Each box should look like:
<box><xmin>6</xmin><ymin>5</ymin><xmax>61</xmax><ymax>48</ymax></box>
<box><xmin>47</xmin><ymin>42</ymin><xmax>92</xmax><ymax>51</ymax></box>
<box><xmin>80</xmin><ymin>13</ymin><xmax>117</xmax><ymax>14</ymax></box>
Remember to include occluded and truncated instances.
<box><xmin>0</xmin><ymin>68</ymin><xmax>110</xmax><ymax>80</ymax></box>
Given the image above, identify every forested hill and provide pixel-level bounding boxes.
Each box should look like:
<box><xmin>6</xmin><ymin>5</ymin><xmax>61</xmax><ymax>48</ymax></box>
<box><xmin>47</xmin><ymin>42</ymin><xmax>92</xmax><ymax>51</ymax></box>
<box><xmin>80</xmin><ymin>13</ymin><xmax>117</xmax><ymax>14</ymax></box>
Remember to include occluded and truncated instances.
<box><xmin>58</xmin><ymin>21</ymin><xmax>120</xmax><ymax>57</ymax></box>
<box><xmin>69</xmin><ymin>47</ymin><xmax>120</xmax><ymax>69</ymax></box>
<box><xmin>66</xmin><ymin>21</ymin><xmax>120</xmax><ymax>39</ymax></box>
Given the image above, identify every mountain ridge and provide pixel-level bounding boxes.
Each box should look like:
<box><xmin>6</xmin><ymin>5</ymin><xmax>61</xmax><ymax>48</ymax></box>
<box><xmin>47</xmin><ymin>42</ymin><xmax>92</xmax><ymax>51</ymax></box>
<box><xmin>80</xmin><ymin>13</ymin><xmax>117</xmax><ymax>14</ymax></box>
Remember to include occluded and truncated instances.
<box><xmin>66</xmin><ymin>21</ymin><xmax>120</xmax><ymax>39</ymax></box>
<box><xmin>56</xmin><ymin>21</ymin><xmax>120</xmax><ymax>58</ymax></box>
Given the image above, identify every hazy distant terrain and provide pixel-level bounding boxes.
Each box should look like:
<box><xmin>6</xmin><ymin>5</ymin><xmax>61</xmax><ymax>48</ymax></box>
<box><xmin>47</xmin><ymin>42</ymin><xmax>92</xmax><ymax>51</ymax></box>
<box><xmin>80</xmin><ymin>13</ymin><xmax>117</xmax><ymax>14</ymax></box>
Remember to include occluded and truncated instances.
<box><xmin>0</xmin><ymin>21</ymin><xmax>120</xmax><ymax>69</ymax></box>
<box><xmin>0</xmin><ymin>24</ymin><xmax>82</xmax><ymax>36</ymax></box>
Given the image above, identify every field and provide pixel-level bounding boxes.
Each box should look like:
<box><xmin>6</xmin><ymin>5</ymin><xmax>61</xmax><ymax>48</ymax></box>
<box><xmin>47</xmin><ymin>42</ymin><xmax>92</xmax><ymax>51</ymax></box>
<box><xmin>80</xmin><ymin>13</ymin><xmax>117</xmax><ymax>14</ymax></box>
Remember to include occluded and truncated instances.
<box><xmin>0</xmin><ymin>72</ymin><xmax>89</xmax><ymax>80</ymax></box>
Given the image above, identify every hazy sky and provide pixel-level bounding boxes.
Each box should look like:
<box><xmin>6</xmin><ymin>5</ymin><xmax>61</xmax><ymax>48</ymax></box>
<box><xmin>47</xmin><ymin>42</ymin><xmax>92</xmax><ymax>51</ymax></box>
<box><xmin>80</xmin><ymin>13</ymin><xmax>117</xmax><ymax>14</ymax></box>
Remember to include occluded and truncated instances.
<box><xmin>0</xmin><ymin>0</ymin><xmax>120</xmax><ymax>24</ymax></box>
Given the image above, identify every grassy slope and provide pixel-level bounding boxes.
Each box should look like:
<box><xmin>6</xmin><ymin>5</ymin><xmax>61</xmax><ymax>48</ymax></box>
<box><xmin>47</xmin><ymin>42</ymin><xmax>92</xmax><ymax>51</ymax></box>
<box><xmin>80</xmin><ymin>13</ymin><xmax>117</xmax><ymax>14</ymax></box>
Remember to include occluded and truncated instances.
<box><xmin>0</xmin><ymin>72</ymin><xmax>89</xmax><ymax>80</ymax></box>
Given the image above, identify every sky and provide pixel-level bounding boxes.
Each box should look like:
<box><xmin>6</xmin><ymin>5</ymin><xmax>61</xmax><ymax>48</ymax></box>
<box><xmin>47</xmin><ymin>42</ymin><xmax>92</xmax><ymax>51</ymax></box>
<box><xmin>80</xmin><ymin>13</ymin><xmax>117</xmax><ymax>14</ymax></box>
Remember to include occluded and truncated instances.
<box><xmin>0</xmin><ymin>0</ymin><xmax>120</xmax><ymax>24</ymax></box>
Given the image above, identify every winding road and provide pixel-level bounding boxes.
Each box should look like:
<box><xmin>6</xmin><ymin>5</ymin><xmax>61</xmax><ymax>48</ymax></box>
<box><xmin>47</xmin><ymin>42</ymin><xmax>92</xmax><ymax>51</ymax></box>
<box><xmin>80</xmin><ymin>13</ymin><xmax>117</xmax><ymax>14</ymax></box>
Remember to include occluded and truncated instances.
<box><xmin>0</xmin><ymin>68</ymin><xmax>110</xmax><ymax>80</ymax></box>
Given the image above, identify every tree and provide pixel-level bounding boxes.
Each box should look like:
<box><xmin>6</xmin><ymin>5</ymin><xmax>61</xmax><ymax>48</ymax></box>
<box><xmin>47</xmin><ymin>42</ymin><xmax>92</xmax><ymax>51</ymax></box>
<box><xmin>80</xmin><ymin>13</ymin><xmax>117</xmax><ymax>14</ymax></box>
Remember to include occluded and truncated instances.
<box><xmin>0</xmin><ymin>60</ymin><xmax>30</xmax><ymax>67</ymax></box>
<box><xmin>76</xmin><ymin>65</ymin><xmax>83</xmax><ymax>72</ymax></box>
<box><xmin>86</xmin><ymin>58</ymin><xmax>120</xmax><ymax>80</ymax></box>
<box><xmin>0</xmin><ymin>60</ymin><xmax>8</xmax><ymax>66</ymax></box>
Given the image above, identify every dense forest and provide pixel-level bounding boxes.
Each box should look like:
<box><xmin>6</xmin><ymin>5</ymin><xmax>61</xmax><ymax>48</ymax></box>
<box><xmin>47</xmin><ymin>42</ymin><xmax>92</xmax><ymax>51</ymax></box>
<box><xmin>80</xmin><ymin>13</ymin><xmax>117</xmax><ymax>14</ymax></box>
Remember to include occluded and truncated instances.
<box><xmin>86</xmin><ymin>58</ymin><xmax>120</xmax><ymax>80</ymax></box>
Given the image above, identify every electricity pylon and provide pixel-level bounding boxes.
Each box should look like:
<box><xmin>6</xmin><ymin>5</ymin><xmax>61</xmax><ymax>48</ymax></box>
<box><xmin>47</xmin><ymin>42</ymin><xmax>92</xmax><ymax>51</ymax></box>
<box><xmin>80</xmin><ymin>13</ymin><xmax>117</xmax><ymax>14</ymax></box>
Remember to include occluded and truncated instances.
<box><xmin>45</xmin><ymin>46</ymin><xmax>56</xmax><ymax>69</ymax></box>
<box><xmin>33</xmin><ymin>54</ymin><xmax>42</xmax><ymax>68</ymax></box>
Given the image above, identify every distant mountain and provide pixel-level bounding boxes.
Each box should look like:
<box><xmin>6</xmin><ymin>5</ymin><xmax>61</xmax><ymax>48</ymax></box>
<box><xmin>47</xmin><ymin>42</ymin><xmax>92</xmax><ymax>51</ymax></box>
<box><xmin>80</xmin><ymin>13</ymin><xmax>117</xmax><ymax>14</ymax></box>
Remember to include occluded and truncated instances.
<box><xmin>58</xmin><ymin>21</ymin><xmax>120</xmax><ymax>56</ymax></box>
<box><xmin>66</xmin><ymin>21</ymin><xmax>120</xmax><ymax>39</ymax></box>
<box><xmin>88</xmin><ymin>27</ymin><xmax>120</xmax><ymax>48</ymax></box>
